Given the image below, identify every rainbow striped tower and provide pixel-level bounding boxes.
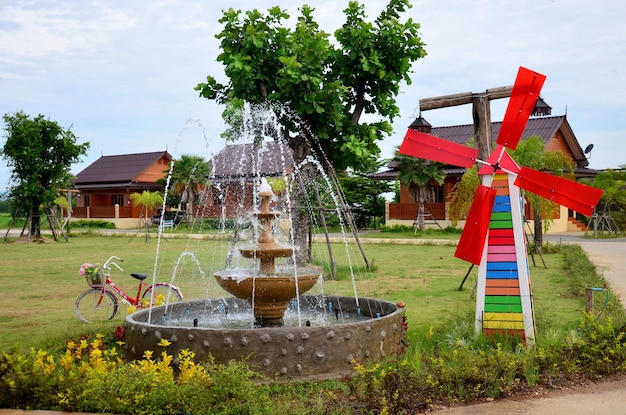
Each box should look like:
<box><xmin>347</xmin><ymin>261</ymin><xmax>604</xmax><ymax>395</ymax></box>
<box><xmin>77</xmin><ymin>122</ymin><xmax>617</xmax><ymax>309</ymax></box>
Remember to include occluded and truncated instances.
<box><xmin>475</xmin><ymin>152</ymin><xmax>535</xmax><ymax>345</ymax></box>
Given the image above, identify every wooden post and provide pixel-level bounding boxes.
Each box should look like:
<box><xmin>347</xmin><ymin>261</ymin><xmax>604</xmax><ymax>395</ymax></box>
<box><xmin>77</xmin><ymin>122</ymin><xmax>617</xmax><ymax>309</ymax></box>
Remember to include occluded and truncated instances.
<box><xmin>472</xmin><ymin>94</ymin><xmax>492</xmax><ymax>162</ymax></box>
<box><xmin>585</xmin><ymin>288</ymin><xmax>594</xmax><ymax>313</ymax></box>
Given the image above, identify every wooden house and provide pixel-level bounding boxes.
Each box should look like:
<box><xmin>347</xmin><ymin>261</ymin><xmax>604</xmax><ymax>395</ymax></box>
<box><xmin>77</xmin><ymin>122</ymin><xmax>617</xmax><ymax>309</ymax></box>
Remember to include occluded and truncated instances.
<box><xmin>73</xmin><ymin>151</ymin><xmax>172</xmax><ymax>228</ymax></box>
<box><xmin>200</xmin><ymin>141</ymin><xmax>294</xmax><ymax>219</ymax></box>
<box><xmin>374</xmin><ymin>115</ymin><xmax>598</xmax><ymax>232</ymax></box>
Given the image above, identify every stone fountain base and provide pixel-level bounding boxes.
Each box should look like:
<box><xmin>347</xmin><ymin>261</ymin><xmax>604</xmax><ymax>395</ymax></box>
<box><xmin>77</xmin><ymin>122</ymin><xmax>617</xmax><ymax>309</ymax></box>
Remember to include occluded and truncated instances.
<box><xmin>124</xmin><ymin>296</ymin><xmax>406</xmax><ymax>380</ymax></box>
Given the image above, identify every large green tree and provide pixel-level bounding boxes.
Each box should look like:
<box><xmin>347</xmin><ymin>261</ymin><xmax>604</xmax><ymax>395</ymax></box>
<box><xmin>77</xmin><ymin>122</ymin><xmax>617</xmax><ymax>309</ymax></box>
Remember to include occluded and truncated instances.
<box><xmin>196</xmin><ymin>1</ymin><xmax>426</xmax><ymax>264</ymax></box>
<box><xmin>196</xmin><ymin>0</ymin><xmax>426</xmax><ymax>172</ymax></box>
<box><xmin>1</xmin><ymin>111</ymin><xmax>89</xmax><ymax>239</ymax></box>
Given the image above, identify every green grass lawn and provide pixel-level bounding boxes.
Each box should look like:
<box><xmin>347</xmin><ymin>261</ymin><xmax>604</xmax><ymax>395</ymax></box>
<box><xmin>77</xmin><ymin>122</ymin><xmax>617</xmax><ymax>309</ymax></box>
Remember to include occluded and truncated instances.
<box><xmin>0</xmin><ymin>212</ymin><xmax>25</xmax><ymax>229</ymax></box>
<box><xmin>0</xmin><ymin>232</ymin><xmax>590</xmax><ymax>353</ymax></box>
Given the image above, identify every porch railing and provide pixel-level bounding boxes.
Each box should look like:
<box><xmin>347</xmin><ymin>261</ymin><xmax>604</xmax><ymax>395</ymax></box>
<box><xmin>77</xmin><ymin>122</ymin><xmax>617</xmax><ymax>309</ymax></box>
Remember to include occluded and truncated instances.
<box><xmin>388</xmin><ymin>203</ymin><xmax>446</xmax><ymax>220</ymax></box>
<box><xmin>72</xmin><ymin>206</ymin><xmax>134</xmax><ymax>219</ymax></box>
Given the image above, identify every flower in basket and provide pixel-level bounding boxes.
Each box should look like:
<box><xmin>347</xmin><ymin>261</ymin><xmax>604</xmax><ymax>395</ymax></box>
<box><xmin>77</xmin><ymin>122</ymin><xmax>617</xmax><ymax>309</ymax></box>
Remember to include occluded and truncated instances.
<box><xmin>79</xmin><ymin>263</ymin><xmax>101</xmax><ymax>283</ymax></box>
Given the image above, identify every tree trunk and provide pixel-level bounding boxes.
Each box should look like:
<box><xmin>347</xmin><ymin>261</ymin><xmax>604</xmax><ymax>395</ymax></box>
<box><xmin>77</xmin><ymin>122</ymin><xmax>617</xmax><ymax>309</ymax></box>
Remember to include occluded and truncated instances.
<box><xmin>30</xmin><ymin>211</ymin><xmax>41</xmax><ymax>239</ymax></box>
<box><xmin>533</xmin><ymin>206</ymin><xmax>544</xmax><ymax>247</ymax></box>
<box><xmin>287</xmin><ymin>135</ymin><xmax>313</xmax><ymax>267</ymax></box>
<box><xmin>417</xmin><ymin>203</ymin><xmax>425</xmax><ymax>231</ymax></box>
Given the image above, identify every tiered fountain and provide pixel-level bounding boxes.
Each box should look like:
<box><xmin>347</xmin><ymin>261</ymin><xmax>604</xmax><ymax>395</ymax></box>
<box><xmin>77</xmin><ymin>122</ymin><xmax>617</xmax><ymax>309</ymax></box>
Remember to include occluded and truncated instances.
<box><xmin>124</xmin><ymin>104</ymin><xmax>405</xmax><ymax>380</ymax></box>
<box><xmin>214</xmin><ymin>179</ymin><xmax>320</xmax><ymax>328</ymax></box>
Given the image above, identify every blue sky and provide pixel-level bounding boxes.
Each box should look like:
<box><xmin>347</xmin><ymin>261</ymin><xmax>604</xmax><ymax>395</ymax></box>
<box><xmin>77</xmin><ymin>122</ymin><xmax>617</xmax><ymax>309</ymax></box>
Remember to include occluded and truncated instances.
<box><xmin>1</xmin><ymin>0</ymin><xmax>625</xmax><ymax>193</ymax></box>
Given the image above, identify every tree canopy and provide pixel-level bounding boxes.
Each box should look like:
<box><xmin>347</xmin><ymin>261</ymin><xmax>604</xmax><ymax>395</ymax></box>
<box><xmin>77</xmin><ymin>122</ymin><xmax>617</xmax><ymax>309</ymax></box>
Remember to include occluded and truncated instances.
<box><xmin>196</xmin><ymin>0</ymin><xmax>426</xmax><ymax>171</ymax></box>
<box><xmin>1</xmin><ymin>111</ymin><xmax>89</xmax><ymax>238</ymax></box>
<box><xmin>167</xmin><ymin>154</ymin><xmax>209</xmax><ymax>209</ymax></box>
<box><xmin>583</xmin><ymin>165</ymin><xmax>626</xmax><ymax>232</ymax></box>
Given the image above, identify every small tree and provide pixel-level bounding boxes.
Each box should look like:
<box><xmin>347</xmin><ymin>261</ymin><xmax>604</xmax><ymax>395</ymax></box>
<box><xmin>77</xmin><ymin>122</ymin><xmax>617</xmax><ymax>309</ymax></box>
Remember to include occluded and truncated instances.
<box><xmin>394</xmin><ymin>148</ymin><xmax>446</xmax><ymax>231</ymax></box>
<box><xmin>1</xmin><ymin>111</ymin><xmax>89</xmax><ymax>239</ymax></box>
<box><xmin>131</xmin><ymin>191</ymin><xmax>164</xmax><ymax>241</ymax></box>
<box><xmin>583</xmin><ymin>165</ymin><xmax>626</xmax><ymax>233</ymax></box>
<box><xmin>337</xmin><ymin>170</ymin><xmax>391</xmax><ymax>229</ymax></box>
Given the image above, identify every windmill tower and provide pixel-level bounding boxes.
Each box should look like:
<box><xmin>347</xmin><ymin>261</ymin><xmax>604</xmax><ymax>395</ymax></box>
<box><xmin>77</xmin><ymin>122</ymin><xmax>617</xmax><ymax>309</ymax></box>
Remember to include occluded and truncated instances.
<box><xmin>400</xmin><ymin>67</ymin><xmax>603</xmax><ymax>346</ymax></box>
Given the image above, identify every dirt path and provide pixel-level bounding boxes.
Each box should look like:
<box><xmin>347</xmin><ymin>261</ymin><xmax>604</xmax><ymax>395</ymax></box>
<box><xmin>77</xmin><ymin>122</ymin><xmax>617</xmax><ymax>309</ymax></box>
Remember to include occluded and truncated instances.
<box><xmin>434</xmin><ymin>375</ymin><xmax>626</xmax><ymax>414</ymax></box>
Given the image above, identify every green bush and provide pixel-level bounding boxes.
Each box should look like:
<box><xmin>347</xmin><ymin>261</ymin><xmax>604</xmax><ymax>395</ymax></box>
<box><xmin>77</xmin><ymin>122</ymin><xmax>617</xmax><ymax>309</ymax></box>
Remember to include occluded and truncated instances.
<box><xmin>71</xmin><ymin>220</ymin><xmax>116</xmax><ymax>229</ymax></box>
<box><xmin>380</xmin><ymin>224</ymin><xmax>413</xmax><ymax>233</ymax></box>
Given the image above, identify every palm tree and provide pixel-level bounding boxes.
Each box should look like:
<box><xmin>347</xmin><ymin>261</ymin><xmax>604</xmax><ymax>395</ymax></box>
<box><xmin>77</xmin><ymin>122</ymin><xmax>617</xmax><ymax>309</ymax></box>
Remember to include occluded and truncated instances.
<box><xmin>130</xmin><ymin>191</ymin><xmax>163</xmax><ymax>241</ymax></box>
<box><xmin>394</xmin><ymin>147</ymin><xmax>446</xmax><ymax>231</ymax></box>
<box><xmin>168</xmin><ymin>155</ymin><xmax>209</xmax><ymax>219</ymax></box>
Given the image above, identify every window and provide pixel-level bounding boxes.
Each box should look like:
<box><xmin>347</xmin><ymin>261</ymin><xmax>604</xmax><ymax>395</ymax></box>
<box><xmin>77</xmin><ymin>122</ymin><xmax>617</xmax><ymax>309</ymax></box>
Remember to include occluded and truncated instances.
<box><xmin>213</xmin><ymin>188</ymin><xmax>224</xmax><ymax>206</ymax></box>
<box><xmin>83</xmin><ymin>195</ymin><xmax>90</xmax><ymax>207</ymax></box>
<box><xmin>434</xmin><ymin>185</ymin><xmax>445</xmax><ymax>203</ymax></box>
<box><xmin>111</xmin><ymin>194</ymin><xmax>124</xmax><ymax>206</ymax></box>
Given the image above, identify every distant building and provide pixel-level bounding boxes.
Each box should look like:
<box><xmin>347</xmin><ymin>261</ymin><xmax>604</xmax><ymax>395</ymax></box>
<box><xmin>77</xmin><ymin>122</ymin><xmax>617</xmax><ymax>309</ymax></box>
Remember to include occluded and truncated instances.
<box><xmin>73</xmin><ymin>151</ymin><xmax>171</xmax><ymax>228</ymax></box>
<box><xmin>201</xmin><ymin>141</ymin><xmax>294</xmax><ymax>219</ymax></box>
<box><xmin>373</xmin><ymin>115</ymin><xmax>598</xmax><ymax>232</ymax></box>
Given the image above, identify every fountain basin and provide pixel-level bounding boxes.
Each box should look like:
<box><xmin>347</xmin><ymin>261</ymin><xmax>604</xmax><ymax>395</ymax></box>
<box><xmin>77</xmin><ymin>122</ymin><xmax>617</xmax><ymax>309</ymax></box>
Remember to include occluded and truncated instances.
<box><xmin>123</xmin><ymin>296</ymin><xmax>406</xmax><ymax>380</ymax></box>
<box><xmin>214</xmin><ymin>270</ymin><xmax>321</xmax><ymax>326</ymax></box>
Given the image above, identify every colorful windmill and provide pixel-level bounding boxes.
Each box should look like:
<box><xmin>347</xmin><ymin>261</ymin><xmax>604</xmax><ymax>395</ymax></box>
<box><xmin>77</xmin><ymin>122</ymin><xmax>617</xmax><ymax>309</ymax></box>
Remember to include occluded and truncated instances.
<box><xmin>399</xmin><ymin>67</ymin><xmax>603</xmax><ymax>345</ymax></box>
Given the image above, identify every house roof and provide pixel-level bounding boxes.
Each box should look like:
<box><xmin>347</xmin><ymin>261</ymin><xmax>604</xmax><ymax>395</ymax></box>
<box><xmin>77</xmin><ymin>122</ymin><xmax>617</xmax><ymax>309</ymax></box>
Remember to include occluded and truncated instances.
<box><xmin>210</xmin><ymin>141</ymin><xmax>293</xmax><ymax>182</ymax></box>
<box><xmin>372</xmin><ymin>115</ymin><xmax>598</xmax><ymax>180</ymax></box>
<box><xmin>430</xmin><ymin>115</ymin><xmax>587</xmax><ymax>167</ymax></box>
<box><xmin>74</xmin><ymin>151</ymin><xmax>172</xmax><ymax>187</ymax></box>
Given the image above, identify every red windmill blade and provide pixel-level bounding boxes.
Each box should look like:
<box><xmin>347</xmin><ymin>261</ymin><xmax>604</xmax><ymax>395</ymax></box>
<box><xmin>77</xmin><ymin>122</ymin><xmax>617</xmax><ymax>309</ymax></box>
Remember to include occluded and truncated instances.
<box><xmin>455</xmin><ymin>185</ymin><xmax>496</xmax><ymax>265</ymax></box>
<box><xmin>497</xmin><ymin>67</ymin><xmax>546</xmax><ymax>151</ymax></box>
<box><xmin>400</xmin><ymin>129</ymin><xmax>478</xmax><ymax>168</ymax></box>
<box><xmin>514</xmin><ymin>167</ymin><xmax>603</xmax><ymax>217</ymax></box>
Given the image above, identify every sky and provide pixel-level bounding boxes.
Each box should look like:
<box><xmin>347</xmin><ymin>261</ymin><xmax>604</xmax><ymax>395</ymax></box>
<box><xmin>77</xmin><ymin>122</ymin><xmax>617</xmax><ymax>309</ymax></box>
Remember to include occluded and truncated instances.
<box><xmin>1</xmin><ymin>0</ymin><xmax>625</xmax><ymax>193</ymax></box>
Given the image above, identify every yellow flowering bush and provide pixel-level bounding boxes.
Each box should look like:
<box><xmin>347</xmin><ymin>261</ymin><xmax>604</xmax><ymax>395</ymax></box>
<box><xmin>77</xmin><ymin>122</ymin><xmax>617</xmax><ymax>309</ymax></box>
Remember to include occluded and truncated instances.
<box><xmin>0</xmin><ymin>333</ymin><xmax>269</xmax><ymax>414</ymax></box>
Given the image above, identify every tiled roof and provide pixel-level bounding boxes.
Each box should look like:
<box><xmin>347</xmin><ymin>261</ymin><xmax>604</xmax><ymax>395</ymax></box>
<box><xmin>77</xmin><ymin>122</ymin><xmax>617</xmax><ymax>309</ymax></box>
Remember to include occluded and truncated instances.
<box><xmin>373</xmin><ymin>115</ymin><xmax>595</xmax><ymax>180</ymax></box>
<box><xmin>74</xmin><ymin>151</ymin><xmax>171</xmax><ymax>185</ymax></box>
<box><xmin>210</xmin><ymin>141</ymin><xmax>293</xmax><ymax>180</ymax></box>
<box><xmin>430</xmin><ymin>115</ymin><xmax>565</xmax><ymax>145</ymax></box>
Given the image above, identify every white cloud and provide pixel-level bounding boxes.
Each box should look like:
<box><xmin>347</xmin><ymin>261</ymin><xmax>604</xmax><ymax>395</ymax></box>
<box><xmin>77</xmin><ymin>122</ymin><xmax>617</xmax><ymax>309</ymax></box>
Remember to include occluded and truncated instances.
<box><xmin>1</xmin><ymin>0</ymin><xmax>625</xmax><ymax>193</ymax></box>
<box><xmin>0</xmin><ymin>2</ymin><xmax>136</xmax><ymax>59</ymax></box>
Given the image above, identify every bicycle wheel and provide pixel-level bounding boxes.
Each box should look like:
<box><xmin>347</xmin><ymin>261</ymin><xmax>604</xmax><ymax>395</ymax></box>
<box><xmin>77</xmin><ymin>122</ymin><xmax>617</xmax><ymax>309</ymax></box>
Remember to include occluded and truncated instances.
<box><xmin>142</xmin><ymin>284</ymin><xmax>183</xmax><ymax>307</ymax></box>
<box><xmin>75</xmin><ymin>288</ymin><xmax>118</xmax><ymax>323</ymax></box>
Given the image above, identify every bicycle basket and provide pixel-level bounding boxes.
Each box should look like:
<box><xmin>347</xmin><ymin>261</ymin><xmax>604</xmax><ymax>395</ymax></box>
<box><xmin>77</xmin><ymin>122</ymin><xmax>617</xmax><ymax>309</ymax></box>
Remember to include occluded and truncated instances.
<box><xmin>84</xmin><ymin>268</ymin><xmax>104</xmax><ymax>287</ymax></box>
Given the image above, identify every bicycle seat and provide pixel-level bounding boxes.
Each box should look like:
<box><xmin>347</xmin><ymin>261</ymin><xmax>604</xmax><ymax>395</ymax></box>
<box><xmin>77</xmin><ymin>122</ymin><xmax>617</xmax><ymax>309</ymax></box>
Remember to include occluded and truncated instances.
<box><xmin>131</xmin><ymin>273</ymin><xmax>148</xmax><ymax>281</ymax></box>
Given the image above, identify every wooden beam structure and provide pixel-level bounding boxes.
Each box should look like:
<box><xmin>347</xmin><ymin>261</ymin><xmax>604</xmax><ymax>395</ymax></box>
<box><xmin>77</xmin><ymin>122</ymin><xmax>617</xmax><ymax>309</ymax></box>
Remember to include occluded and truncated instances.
<box><xmin>419</xmin><ymin>86</ymin><xmax>513</xmax><ymax>162</ymax></box>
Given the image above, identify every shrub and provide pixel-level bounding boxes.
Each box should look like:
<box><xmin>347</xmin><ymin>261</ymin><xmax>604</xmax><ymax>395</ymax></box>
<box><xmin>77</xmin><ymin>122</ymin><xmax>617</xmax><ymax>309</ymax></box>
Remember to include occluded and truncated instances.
<box><xmin>0</xmin><ymin>336</ymin><xmax>272</xmax><ymax>414</ymax></box>
<box><xmin>71</xmin><ymin>220</ymin><xmax>116</xmax><ymax>229</ymax></box>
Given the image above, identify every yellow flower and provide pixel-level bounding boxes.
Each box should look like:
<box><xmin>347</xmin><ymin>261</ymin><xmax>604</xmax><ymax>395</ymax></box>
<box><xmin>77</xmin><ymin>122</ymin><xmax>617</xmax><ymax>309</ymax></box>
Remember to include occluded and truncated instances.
<box><xmin>158</xmin><ymin>338</ymin><xmax>172</xmax><ymax>347</ymax></box>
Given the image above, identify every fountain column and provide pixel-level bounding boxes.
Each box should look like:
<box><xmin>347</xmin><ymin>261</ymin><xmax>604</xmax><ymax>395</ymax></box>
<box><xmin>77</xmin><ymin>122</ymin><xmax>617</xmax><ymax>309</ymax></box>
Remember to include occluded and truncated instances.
<box><xmin>215</xmin><ymin>179</ymin><xmax>320</xmax><ymax>327</ymax></box>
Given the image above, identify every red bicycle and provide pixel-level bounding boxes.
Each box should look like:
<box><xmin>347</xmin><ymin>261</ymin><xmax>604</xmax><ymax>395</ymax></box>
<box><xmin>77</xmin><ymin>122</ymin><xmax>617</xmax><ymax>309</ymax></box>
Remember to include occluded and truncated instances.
<box><xmin>75</xmin><ymin>256</ymin><xmax>183</xmax><ymax>323</ymax></box>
